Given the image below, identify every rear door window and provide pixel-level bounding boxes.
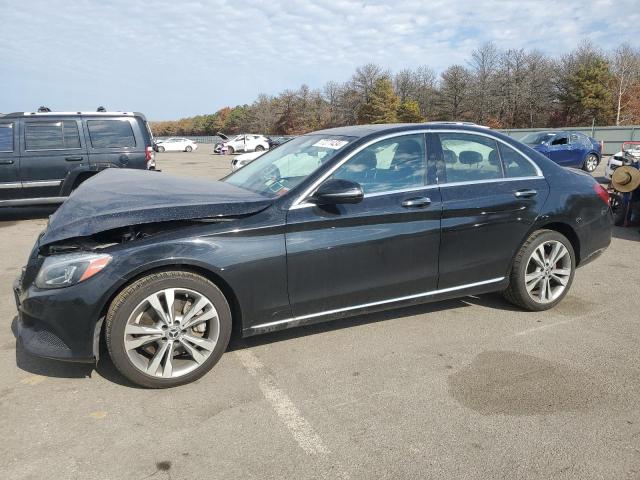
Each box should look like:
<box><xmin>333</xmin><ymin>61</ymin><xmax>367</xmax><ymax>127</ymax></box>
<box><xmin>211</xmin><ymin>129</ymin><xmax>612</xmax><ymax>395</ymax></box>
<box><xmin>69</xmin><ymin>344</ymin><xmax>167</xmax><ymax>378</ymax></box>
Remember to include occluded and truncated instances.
<box><xmin>87</xmin><ymin>119</ymin><xmax>136</xmax><ymax>148</ymax></box>
<box><xmin>438</xmin><ymin>133</ymin><xmax>503</xmax><ymax>183</ymax></box>
<box><xmin>25</xmin><ymin>121</ymin><xmax>81</xmax><ymax>150</ymax></box>
<box><xmin>498</xmin><ymin>143</ymin><xmax>538</xmax><ymax>178</ymax></box>
<box><xmin>0</xmin><ymin>124</ymin><xmax>13</xmax><ymax>152</ymax></box>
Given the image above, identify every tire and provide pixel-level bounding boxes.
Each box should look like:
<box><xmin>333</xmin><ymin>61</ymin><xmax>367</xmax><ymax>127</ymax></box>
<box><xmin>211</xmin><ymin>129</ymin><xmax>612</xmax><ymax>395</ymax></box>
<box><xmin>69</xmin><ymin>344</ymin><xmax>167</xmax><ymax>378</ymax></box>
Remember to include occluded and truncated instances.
<box><xmin>583</xmin><ymin>153</ymin><xmax>599</xmax><ymax>173</ymax></box>
<box><xmin>227</xmin><ymin>146</ymin><xmax>235</xmax><ymax>155</ymax></box>
<box><xmin>502</xmin><ymin>229</ymin><xmax>575</xmax><ymax>311</ymax></box>
<box><xmin>158</xmin><ymin>146</ymin><xmax>165</xmax><ymax>153</ymax></box>
<box><xmin>105</xmin><ymin>270</ymin><xmax>232</xmax><ymax>388</ymax></box>
<box><xmin>610</xmin><ymin>193</ymin><xmax>626</xmax><ymax>226</ymax></box>
<box><xmin>255</xmin><ymin>145</ymin><xmax>265</xmax><ymax>152</ymax></box>
<box><xmin>185</xmin><ymin>145</ymin><xmax>193</xmax><ymax>152</ymax></box>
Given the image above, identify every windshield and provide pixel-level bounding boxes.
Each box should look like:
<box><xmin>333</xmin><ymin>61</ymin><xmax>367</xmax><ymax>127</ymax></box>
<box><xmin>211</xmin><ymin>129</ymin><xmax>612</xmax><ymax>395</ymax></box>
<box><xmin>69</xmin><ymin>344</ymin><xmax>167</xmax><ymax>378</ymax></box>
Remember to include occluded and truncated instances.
<box><xmin>521</xmin><ymin>132</ymin><xmax>557</xmax><ymax>145</ymax></box>
<box><xmin>224</xmin><ymin>134</ymin><xmax>355</xmax><ymax>197</ymax></box>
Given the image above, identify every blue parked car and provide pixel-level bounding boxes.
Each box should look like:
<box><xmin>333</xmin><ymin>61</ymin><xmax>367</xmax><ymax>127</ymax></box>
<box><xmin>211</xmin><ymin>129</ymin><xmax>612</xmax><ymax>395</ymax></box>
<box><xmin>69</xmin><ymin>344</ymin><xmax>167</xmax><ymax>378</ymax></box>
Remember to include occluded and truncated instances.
<box><xmin>520</xmin><ymin>131</ymin><xmax>601</xmax><ymax>173</ymax></box>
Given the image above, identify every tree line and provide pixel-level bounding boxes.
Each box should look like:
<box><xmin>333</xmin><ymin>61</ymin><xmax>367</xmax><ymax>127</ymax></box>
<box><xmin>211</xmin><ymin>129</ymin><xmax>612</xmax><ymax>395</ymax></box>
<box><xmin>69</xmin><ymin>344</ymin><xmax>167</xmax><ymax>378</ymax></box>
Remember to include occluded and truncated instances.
<box><xmin>150</xmin><ymin>41</ymin><xmax>640</xmax><ymax>137</ymax></box>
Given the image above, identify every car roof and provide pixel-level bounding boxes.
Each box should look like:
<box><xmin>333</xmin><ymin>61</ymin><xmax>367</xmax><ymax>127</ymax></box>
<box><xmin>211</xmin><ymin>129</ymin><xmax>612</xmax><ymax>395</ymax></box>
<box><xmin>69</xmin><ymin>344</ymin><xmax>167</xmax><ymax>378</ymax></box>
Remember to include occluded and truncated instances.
<box><xmin>308</xmin><ymin>122</ymin><xmax>492</xmax><ymax>139</ymax></box>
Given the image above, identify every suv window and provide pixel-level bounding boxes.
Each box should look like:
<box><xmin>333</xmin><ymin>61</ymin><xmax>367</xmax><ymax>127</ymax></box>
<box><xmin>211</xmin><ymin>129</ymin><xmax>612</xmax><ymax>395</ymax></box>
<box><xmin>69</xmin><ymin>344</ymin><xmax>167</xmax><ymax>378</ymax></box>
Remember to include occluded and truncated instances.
<box><xmin>25</xmin><ymin>121</ymin><xmax>81</xmax><ymax>150</ymax></box>
<box><xmin>438</xmin><ymin>133</ymin><xmax>503</xmax><ymax>183</ymax></box>
<box><xmin>330</xmin><ymin>134</ymin><xmax>426</xmax><ymax>194</ymax></box>
<box><xmin>0</xmin><ymin>124</ymin><xmax>13</xmax><ymax>152</ymax></box>
<box><xmin>87</xmin><ymin>119</ymin><xmax>136</xmax><ymax>148</ymax></box>
<box><xmin>569</xmin><ymin>133</ymin><xmax>580</xmax><ymax>144</ymax></box>
<box><xmin>498</xmin><ymin>143</ymin><xmax>537</xmax><ymax>178</ymax></box>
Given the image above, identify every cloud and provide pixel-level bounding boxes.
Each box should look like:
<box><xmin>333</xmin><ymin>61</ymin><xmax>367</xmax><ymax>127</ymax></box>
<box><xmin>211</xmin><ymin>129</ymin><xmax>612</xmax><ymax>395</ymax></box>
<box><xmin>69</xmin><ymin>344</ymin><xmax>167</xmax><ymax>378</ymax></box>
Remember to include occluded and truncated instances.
<box><xmin>0</xmin><ymin>0</ymin><xmax>638</xmax><ymax>119</ymax></box>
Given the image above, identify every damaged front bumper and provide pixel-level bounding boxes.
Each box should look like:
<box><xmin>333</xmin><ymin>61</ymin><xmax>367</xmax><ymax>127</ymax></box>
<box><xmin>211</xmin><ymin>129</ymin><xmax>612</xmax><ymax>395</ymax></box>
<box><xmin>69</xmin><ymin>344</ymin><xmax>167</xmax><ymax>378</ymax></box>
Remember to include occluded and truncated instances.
<box><xmin>13</xmin><ymin>268</ymin><xmax>113</xmax><ymax>363</ymax></box>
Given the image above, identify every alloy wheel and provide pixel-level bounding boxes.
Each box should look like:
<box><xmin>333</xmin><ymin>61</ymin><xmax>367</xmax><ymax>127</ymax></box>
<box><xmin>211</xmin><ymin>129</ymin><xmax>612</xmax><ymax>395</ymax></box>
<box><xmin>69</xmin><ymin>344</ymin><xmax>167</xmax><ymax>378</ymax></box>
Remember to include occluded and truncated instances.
<box><xmin>585</xmin><ymin>154</ymin><xmax>598</xmax><ymax>172</ymax></box>
<box><xmin>124</xmin><ymin>288</ymin><xmax>220</xmax><ymax>378</ymax></box>
<box><xmin>524</xmin><ymin>240</ymin><xmax>571</xmax><ymax>304</ymax></box>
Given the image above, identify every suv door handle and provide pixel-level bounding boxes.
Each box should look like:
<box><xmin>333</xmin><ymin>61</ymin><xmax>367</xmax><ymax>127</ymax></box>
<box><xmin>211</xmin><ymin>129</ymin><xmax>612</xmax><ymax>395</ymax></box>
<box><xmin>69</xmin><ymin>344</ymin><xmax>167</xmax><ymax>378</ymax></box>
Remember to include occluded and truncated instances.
<box><xmin>514</xmin><ymin>189</ymin><xmax>537</xmax><ymax>198</ymax></box>
<box><xmin>401</xmin><ymin>197</ymin><xmax>431</xmax><ymax>208</ymax></box>
<box><xmin>65</xmin><ymin>156</ymin><xmax>83</xmax><ymax>162</ymax></box>
<box><xmin>0</xmin><ymin>159</ymin><xmax>14</xmax><ymax>165</ymax></box>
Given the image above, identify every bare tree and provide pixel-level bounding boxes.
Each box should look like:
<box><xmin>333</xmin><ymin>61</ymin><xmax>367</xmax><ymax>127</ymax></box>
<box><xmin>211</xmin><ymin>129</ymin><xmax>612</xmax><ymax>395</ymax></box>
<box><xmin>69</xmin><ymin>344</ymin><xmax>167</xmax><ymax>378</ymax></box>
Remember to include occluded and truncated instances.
<box><xmin>437</xmin><ymin>65</ymin><xmax>472</xmax><ymax>120</ymax></box>
<box><xmin>468</xmin><ymin>42</ymin><xmax>500</xmax><ymax>123</ymax></box>
<box><xmin>611</xmin><ymin>43</ymin><xmax>640</xmax><ymax>125</ymax></box>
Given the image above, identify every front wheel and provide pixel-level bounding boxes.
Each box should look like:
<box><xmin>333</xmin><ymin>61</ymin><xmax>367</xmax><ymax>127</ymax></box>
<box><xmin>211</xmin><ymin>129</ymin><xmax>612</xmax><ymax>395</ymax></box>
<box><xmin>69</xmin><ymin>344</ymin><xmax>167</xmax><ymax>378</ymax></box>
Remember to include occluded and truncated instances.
<box><xmin>583</xmin><ymin>154</ymin><xmax>599</xmax><ymax>173</ymax></box>
<box><xmin>158</xmin><ymin>146</ymin><xmax>165</xmax><ymax>153</ymax></box>
<box><xmin>502</xmin><ymin>229</ymin><xmax>575</xmax><ymax>311</ymax></box>
<box><xmin>255</xmin><ymin>145</ymin><xmax>265</xmax><ymax>152</ymax></box>
<box><xmin>185</xmin><ymin>145</ymin><xmax>193</xmax><ymax>152</ymax></box>
<box><xmin>105</xmin><ymin>271</ymin><xmax>232</xmax><ymax>388</ymax></box>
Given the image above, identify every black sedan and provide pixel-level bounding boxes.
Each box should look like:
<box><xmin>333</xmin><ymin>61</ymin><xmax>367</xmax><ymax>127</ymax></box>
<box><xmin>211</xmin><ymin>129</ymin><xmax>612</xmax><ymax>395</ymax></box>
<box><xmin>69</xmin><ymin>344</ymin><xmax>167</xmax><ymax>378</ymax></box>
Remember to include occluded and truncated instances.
<box><xmin>14</xmin><ymin>123</ymin><xmax>612</xmax><ymax>387</ymax></box>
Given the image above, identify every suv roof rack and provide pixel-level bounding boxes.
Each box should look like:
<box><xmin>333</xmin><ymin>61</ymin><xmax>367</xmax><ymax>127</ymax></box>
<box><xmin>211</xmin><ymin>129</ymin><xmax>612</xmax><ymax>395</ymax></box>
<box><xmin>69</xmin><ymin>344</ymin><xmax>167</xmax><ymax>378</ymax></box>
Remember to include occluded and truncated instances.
<box><xmin>21</xmin><ymin>111</ymin><xmax>135</xmax><ymax>116</ymax></box>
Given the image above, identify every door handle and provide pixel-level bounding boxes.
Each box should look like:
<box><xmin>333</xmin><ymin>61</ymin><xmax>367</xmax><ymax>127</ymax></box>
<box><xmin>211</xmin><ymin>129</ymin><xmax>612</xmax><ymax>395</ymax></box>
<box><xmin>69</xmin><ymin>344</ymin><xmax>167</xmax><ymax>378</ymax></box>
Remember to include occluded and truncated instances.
<box><xmin>514</xmin><ymin>189</ymin><xmax>537</xmax><ymax>198</ymax></box>
<box><xmin>65</xmin><ymin>156</ymin><xmax>83</xmax><ymax>162</ymax></box>
<box><xmin>0</xmin><ymin>159</ymin><xmax>14</xmax><ymax>165</ymax></box>
<box><xmin>401</xmin><ymin>196</ymin><xmax>431</xmax><ymax>208</ymax></box>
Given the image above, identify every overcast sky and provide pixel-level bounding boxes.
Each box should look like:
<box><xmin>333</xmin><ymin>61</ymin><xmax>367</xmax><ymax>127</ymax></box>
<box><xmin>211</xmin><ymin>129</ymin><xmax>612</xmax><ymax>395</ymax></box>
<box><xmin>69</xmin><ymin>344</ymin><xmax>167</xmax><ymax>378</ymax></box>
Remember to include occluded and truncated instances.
<box><xmin>1</xmin><ymin>0</ymin><xmax>638</xmax><ymax>120</ymax></box>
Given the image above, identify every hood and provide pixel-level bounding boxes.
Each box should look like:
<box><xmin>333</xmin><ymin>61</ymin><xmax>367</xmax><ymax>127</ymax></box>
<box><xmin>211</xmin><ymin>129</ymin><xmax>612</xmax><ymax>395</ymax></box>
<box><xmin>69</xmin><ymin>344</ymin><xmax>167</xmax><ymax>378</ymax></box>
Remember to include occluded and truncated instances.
<box><xmin>216</xmin><ymin>132</ymin><xmax>229</xmax><ymax>141</ymax></box>
<box><xmin>40</xmin><ymin>169</ymin><xmax>272</xmax><ymax>246</ymax></box>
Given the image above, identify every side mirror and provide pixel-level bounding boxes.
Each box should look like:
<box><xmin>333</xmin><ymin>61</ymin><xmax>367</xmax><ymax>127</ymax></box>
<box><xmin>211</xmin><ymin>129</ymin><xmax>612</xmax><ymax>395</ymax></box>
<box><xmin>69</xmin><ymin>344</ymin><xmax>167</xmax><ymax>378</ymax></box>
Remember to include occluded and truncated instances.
<box><xmin>310</xmin><ymin>179</ymin><xmax>364</xmax><ymax>205</ymax></box>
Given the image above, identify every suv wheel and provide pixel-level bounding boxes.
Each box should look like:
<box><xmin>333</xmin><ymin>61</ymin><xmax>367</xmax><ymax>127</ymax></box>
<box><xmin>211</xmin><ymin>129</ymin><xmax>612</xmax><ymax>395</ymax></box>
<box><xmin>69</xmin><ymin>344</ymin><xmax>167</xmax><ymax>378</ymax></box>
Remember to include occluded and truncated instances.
<box><xmin>105</xmin><ymin>271</ymin><xmax>232</xmax><ymax>388</ymax></box>
<box><xmin>502</xmin><ymin>229</ymin><xmax>575</xmax><ymax>311</ymax></box>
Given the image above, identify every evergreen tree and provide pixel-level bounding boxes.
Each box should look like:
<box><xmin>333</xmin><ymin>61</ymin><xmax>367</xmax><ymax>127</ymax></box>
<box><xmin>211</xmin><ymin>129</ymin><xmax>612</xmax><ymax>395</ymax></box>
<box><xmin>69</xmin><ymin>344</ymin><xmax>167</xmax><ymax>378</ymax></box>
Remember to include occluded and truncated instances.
<box><xmin>356</xmin><ymin>77</ymin><xmax>399</xmax><ymax>124</ymax></box>
<box><xmin>397</xmin><ymin>100</ymin><xmax>424</xmax><ymax>122</ymax></box>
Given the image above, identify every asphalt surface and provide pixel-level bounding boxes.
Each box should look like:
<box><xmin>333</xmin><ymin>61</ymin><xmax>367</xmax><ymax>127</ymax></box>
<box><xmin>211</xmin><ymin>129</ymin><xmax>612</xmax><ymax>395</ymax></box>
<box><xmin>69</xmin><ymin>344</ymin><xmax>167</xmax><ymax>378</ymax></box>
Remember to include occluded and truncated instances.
<box><xmin>1</xmin><ymin>148</ymin><xmax>639</xmax><ymax>480</ymax></box>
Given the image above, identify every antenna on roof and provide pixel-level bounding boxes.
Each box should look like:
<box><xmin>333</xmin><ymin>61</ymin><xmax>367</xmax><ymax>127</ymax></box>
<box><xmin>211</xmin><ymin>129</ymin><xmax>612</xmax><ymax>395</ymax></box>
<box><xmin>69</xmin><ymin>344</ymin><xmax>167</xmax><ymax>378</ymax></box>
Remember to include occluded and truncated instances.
<box><xmin>37</xmin><ymin>106</ymin><xmax>51</xmax><ymax>112</ymax></box>
<box><xmin>96</xmin><ymin>106</ymin><xmax>106</xmax><ymax>112</ymax></box>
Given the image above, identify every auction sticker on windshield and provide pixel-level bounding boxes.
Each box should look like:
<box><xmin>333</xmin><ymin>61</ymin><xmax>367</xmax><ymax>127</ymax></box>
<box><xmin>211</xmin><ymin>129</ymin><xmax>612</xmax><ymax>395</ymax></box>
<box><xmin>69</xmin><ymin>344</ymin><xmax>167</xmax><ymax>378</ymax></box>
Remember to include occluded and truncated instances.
<box><xmin>312</xmin><ymin>139</ymin><xmax>349</xmax><ymax>150</ymax></box>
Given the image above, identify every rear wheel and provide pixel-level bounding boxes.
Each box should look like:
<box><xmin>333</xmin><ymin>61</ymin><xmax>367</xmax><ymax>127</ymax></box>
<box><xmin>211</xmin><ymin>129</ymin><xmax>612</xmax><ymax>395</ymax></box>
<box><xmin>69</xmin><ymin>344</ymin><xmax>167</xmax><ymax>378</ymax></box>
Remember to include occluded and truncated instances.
<box><xmin>502</xmin><ymin>229</ymin><xmax>575</xmax><ymax>311</ymax></box>
<box><xmin>105</xmin><ymin>271</ymin><xmax>232</xmax><ymax>388</ymax></box>
<box><xmin>255</xmin><ymin>145</ymin><xmax>265</xmax><ymax>152</ymax></box>
<box><xmin>583</xmin><ymin>154</ymin><xmax>599</xmax><ymax>173</ymax></box>
<box><xmin>185</xmin><ymin>145</ymin><xmax>193</xmax><ymax>152</ymax></box>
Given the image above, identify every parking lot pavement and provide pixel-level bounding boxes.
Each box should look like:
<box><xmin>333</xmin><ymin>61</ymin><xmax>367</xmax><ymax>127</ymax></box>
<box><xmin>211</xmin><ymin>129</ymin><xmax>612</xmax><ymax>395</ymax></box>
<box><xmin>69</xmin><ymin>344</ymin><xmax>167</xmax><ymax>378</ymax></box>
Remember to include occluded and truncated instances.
<box><xmin>1</xmin><ymin>151</ymin><xmax>639</xmax><ymax>479</ymax></box>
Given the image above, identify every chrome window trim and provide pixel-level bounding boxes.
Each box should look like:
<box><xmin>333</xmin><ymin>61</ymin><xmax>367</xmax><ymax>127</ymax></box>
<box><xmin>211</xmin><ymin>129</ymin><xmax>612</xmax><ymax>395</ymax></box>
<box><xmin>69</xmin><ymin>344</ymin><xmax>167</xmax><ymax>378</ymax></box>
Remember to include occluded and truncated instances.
<box><xmin>0</xmin><ymin>182</ymin><xmax>22</xmax><ymax>189</ymax></box>
<box><xmin>290</xmin><ymin>128</ymin><xmax>543</xmax><ymax>209</ymax></box>
<box><xmin>251</xmin><ymin>276</ymin><xmax>505</xmax><ymax>330</ymax></box>
<box><xmin>437</xmin><ymin>176</ymin><xmax>544</xmax><ymax>188</ymax></box>
<box><xmin>291</xmin><ymin>184</ymin><xmax>440</xmax><ymax>210</ymax></box>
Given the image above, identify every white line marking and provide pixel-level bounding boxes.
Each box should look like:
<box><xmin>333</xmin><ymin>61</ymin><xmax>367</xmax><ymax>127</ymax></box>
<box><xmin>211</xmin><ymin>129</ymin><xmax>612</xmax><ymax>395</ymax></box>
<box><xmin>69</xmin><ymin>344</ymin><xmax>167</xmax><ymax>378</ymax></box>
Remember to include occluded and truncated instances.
<box><xmin>235</xmin><ymin>349</ymin><xmax>329</xmax><ymax>455</ymax></box>
<box><xmin>514</xmin><ymin>318</ymin><xmax>577</xmax><ymax>336</ymax></box>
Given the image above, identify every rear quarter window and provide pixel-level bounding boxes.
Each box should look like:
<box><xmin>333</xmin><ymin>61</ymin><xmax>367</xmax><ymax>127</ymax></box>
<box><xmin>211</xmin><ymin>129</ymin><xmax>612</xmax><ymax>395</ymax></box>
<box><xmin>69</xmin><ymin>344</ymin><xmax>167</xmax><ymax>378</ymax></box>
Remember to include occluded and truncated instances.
<box><xmin>87</xmin><ymin>119</ymin><xmax>136</xmax><ymax>148</ymax></box>
<box><xmin>0</xmin><ymin>124</ymin><xmax>13</xmax><ymax>152</ymax></box>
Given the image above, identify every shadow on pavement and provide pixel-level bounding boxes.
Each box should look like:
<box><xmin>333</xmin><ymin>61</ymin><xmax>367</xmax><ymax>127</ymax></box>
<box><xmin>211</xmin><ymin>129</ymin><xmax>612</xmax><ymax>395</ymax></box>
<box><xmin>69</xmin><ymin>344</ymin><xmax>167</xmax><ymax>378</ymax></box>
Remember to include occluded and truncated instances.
<box><xmin>612</xmin><ymin>225</ymin><xmax>640</xmax><ymax>241</ymax></box>
<box><xmin>11</xmin><ymin>292</ymin><xmax>520</xmax><ymax>387</ymax></box>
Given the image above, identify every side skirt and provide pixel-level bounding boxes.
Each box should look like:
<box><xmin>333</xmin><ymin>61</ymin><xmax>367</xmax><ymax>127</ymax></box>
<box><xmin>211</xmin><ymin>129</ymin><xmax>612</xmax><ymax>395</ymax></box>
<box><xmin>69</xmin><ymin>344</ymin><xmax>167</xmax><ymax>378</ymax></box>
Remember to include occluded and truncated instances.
<box><xmin>243</xmin><ymin>277</ymin><xmax>508</xmax><ymax>337</ymax></box>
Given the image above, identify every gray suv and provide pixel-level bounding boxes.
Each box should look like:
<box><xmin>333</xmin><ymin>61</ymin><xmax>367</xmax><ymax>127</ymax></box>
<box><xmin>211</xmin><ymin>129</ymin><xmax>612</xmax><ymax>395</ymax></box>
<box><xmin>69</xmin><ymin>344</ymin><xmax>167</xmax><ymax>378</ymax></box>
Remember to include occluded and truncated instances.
<box><xmin>0</xmin><ymin>110</ymin><xmax>155</xmax><ymax>206</ymax></box>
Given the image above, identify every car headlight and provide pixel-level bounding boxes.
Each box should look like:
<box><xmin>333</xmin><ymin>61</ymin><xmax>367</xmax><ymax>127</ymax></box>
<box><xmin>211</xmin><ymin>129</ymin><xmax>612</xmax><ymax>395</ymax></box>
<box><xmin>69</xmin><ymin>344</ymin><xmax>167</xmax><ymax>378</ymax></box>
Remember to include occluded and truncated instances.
<box><xmin>35</xmin><ymin>253</ymin><xmax>112</xmax><ymax>289</ymax></box>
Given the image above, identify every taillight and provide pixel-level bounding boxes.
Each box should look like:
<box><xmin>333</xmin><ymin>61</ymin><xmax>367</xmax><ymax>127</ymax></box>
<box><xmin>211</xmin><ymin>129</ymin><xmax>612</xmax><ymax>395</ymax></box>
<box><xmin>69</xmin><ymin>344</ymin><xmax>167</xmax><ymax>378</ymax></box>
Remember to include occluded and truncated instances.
<box><xmin>145</xmin><ymin>146</ymin><xmax>153</xmax><ymax>161</ymax></box>
<box><xmin>593</xmin><ymin>183</ymin><xmax>609</xmax><ymax>205</ymax></box>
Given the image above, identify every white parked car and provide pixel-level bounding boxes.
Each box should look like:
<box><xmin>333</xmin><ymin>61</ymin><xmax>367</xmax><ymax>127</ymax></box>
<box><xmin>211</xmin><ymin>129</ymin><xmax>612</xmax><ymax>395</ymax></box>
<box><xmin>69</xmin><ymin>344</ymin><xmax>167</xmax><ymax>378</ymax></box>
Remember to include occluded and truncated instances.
<box><xmin>155</xmin><ymin>137</ymin><xmax>198</xmax><ymax>152</ymax></box>
<box><xmin>214</xmin><ymin>133</ymin><xmax>269</xmax><ymax>154</ymax></box>
<box><xmin>230</xmin><ymin>150</ymin><xmax>266</xmax><ymax>171</ymax></box>
<box><xmin>604</xmin><ymin>142</ymin><xmax>640</xmax><ymax>180</ymax></box>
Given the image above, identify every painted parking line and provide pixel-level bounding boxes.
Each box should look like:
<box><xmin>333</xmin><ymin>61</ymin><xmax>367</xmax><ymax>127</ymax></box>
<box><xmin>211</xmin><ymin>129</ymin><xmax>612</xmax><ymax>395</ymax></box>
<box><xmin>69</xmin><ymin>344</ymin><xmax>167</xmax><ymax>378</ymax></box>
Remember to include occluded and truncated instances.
<box><xmin>234</xmin><ymin>349</ymin><xmax>330</xmax><ymax>456</ymax></box>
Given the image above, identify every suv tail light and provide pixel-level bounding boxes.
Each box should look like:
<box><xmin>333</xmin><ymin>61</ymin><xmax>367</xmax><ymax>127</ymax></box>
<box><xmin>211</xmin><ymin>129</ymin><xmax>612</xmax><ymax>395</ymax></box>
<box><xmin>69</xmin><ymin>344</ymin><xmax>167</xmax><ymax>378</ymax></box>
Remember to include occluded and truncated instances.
<box><xmin>145</xmin><ymin>146</ymin><xmax>153</xmax><ymax>161</ymax></box>
<box><xmin>145</xmin><ymin>146</ymin><xmax>156</xmax><ymax>169</ymax></box>
<box><xmin>593</xmin><ymin>182</ymin><xmax>609</xmax><ymax>206</ymax></box>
